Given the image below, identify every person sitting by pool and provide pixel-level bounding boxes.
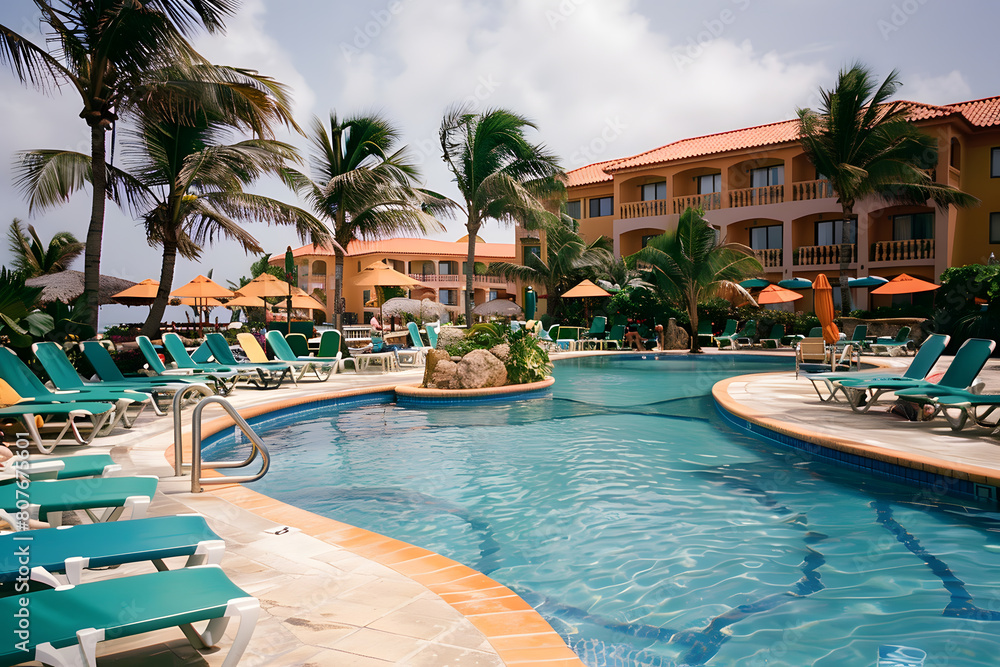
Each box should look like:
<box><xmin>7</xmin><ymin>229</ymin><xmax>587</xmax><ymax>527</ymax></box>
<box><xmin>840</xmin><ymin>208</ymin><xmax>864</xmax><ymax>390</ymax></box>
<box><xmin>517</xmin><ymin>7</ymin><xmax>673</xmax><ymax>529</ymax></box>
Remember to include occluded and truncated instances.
<box><xmin>624</xmin><ymin>319</ymin><xmax>646</xmax><ymax>351</ymax></box>
<box><xmin>370</xmin><ymin>315</ymin><xmax>383</xmax><ymax>333</ymax></box>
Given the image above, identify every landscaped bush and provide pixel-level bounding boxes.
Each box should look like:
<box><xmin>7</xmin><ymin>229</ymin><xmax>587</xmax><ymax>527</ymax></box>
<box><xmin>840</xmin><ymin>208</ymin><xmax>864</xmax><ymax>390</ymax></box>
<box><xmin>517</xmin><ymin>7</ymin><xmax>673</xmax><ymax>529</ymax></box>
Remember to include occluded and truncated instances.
<box><xmin>441</xmin><ymin>322</ymin><xmax>551</xmax><ymax>386</ymax></box>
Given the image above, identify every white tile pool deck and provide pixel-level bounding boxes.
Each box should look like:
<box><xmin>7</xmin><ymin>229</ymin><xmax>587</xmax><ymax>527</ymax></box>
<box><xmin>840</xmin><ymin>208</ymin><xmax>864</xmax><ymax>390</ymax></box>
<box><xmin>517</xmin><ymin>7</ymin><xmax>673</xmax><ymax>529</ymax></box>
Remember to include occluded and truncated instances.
<box><xmin>27</xmin><ymin>347</ymin><xmax>1000</xmax><ymax>665</ymax></box>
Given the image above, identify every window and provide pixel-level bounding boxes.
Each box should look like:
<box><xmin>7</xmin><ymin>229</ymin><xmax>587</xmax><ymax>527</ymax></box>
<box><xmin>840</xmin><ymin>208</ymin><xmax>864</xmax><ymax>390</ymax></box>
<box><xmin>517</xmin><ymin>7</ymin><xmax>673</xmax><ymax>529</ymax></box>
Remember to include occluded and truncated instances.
<box><xmin>488</xmin><ymin>290</ymin><xmax>500</xmax><ymax>301</ymax></box>
<box><xmin>438</xmin><ymin>261</ymin><xmax>452</xmax><ymax>275</ymax></box>
<box><xmin>525</xmin><ymin>245</ymin><xmax>541</xmax><ymax>260</ymax></box>
<box><xmin>440</xmin><ymin>289</ymin><xmax>458</xmax><ymax>306</ymax></box>
<box><xmin>362</xmin><ymin>290</ymin><xmax>371</xmax><ymax>305</ymax></box>
<box><xmin>990</xmin><ymin>213</ymin><xmax>1000</xmax><ymax>243</ymax></box>
<box><xmin>815</xmin><ymin>219</ymin><xmax>856</xmax><ymax>246</ymax></box>
<box><xmin>697</xmin><ymin>174</ymin><xmax>721</xmax><ymax>194</ymax></box>
<box><xmin>750</xmin><ymin>165</ymin><xmax>784</xmax><ymax>187</ymax></box>
<box><xmin>750</xmin><ymin>224</ymin><xmax>782</xmax><ymax>250</ymax></box>
<box><xmin>641</xmin><ymin>182</ymin><xmax>666</xmax><ymax>201</ymax></box>
<box><xmin>566</xmin><ymin>200</ymin><xmax>582</xmax><ymax>219</ymax></box>
<box><xmin>991</xmin><ymin>148</ymin><xmax>1000</xmax><ymax>177</ymax></box>
<box><xmin>893</xmin><ymin>212</ymin><xmax>934</xmax><ymax>240</ymax></box>
<box><xmin>589</xmin><ymin>196</ymin><xmax>614</xmax><ymax>217</ymax></box>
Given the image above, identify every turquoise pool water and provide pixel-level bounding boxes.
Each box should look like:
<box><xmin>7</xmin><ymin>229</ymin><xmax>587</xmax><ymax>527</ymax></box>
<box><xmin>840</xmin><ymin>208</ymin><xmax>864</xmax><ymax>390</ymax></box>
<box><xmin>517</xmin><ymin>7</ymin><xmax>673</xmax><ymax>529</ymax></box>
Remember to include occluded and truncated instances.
<box><xmin>206</xmin><ymin>355</ymin><xmax>1000</xmax><ymax>666</ymax></box>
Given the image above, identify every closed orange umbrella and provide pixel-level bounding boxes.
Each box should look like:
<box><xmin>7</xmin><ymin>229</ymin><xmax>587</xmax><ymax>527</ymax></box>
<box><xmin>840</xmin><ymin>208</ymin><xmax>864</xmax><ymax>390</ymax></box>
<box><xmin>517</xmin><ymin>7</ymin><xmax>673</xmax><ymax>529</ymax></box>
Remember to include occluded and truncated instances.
<box><xmin>813</xmin><ymin>274</ymin><xmax>840</xmax><ymax>345</ymax></box>
<box><xmin>870</xmin><ymin>273</ymin><xmax>940</xmax><ymax>295</ymax></box>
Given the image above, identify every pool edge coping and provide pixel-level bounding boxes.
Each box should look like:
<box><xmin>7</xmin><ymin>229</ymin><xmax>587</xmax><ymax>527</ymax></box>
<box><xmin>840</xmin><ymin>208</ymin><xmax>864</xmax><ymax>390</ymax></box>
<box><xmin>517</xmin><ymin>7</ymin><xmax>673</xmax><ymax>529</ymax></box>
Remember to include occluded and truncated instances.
<box><xmin>712</xmin><ymin>373</ymin><xmax>1000</xmax><ymax>496</ymax></box>
<box><xmin>167</xmin><ymin>380</ymin><xmax>585</xmax><ymax>667</ymax></box>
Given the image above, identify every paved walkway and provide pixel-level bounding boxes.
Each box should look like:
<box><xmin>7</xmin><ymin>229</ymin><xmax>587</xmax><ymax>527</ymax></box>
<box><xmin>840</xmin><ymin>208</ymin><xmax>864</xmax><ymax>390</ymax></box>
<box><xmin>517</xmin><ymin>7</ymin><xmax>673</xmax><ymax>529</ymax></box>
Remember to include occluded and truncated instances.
<box><xmin>713</xmin><ymin>351</ymin><xmax>1000</xmax><ymax>485</ymax></box>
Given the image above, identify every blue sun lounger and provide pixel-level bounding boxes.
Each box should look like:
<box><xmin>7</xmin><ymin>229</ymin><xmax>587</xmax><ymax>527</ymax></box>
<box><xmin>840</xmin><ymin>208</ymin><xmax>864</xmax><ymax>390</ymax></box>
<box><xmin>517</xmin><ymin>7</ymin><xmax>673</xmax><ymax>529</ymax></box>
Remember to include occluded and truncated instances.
<box><xmin>0</xmin><ymin>400</ymin><xmax>115</xmax><ymax>454</ymax></box>
<box><xmin>81</xmin><ymin>341</ymin><xmax>214</xmax><ymax>394</ymax></box>
<box><xmin>0</xmin><ymin>514</ymin><xmax>224</xmax><ymax>588</ymax></box>
<box><xmin>3</xmin><ymin>454</ymin><xmax>120</xmax><ymax>481</ymax></box>
<box><xmin>0</xmin><ymin>475</ymin><xmax>157</xmax><ymax>526</ymax></box>
<box><xmin>261</xmin><ymin>331</ymin><xmax>334</xmax><ymax>381</ymax></box>
<box><xmin>0</xmin><ymin>565</ymin><xmax>258</xmax><ymax>667</ymax></box>
<box><xmin>835</xmin><ymin>338</ymin><xmax>995</xmax><ymax>413</ymax></box>
<box><xmin>136</xmin><ymin>336</ymin><xmax>237</xmax><ymax>395</ymax></box>
<box><xmin>805</xmin><ymin>333</ymin><xmax>949</xmax><ymax>402</ymax></box>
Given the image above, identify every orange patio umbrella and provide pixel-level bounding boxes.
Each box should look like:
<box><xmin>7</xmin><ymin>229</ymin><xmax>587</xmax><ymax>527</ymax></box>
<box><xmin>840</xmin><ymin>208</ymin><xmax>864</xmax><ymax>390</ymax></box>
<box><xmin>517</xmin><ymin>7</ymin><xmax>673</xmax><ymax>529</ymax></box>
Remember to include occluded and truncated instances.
<box><xmin>561</xmin><ymin>279</ymin><xmax>612</xmax><ymax>298</ymax></box>
<box><xmin>235</xmin><ymin>273</ymin><xmax>294</xmax><ymax>298</ymax></box>
<box><xmin>227</xmin><ymin>294</ymin><xmax>267</xmax><ymax>308</ymax></box>
<box><xmin>813</xmin><ymin>274</ymin><xmax>840</xmax><ymax>345</ymax></box>
<box><xmin>354</xmin><ymin>261</ymin><xmax>426</xmax><ymax>324</ymax></box>
<box><xmin>756</xmin><ymin>284</ymin><xmax>804</xmax><ymax>305</ymax></box>
<box><xmin>870</xmin><ymin>273</ymin><xmax>940</xmax><ymax>295</ymax></box>
<box><xmin>111</xmin><ymin>278</ymin><xmax>160</xmax><ymax>306</ymax></box>
<box><xmin>170</xmin><ymin>275</ymin><xmax>235</xmax><ymax>333</ymax></box>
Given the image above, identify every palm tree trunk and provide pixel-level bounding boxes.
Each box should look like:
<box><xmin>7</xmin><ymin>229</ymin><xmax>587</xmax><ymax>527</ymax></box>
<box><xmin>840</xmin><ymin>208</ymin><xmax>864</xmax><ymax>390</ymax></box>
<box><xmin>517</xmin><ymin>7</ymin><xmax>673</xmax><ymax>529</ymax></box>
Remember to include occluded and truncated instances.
<box><xmin>688</xmin><ymin>292</ymin><xmax>702</xmax><ymax>354</ymax></box>
<box><xmin>838</xmin><ymin>207</ymin><xmax>855</xmax><ymax>316</ymax></box>
<box><xmin>334</xmin><ymin>249</ymin><xmax>344</xmax><ymax>330</ymax></box>
<box><xmin>465</xmin><ymin>223</ymin><xmax>478</xmax><ymax>325</ymax></box>
<box><xmin>140</xmin><ymin>239</ymin><xmax>178</xmax><ymax>339</ymax></box>
<box><xmin>84</xmin><ymin>124</ymin><xmax>107</xmax><ymax>331</ymax></box>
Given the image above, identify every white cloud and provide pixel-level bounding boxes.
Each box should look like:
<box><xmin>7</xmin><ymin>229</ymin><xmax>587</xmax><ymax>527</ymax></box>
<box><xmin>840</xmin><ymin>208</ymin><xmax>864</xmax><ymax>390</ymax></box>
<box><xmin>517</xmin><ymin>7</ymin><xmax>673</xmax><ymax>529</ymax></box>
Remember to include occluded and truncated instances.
<box><xmin>899</xmin><ymin>70</ymin><xmax>973</xmax><ymax>106</ymax></box>
<box><xmin>323</xmin><ymin>0</ymin><xmax>830</xmax><ymax>241</ymax></box>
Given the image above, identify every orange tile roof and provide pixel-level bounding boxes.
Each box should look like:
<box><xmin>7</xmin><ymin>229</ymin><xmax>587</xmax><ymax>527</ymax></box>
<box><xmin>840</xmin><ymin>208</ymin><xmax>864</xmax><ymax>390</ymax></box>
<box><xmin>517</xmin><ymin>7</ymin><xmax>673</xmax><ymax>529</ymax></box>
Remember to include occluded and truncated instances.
<box><xmin>570</xmin><ymin>95</ymin><xmax>1000</xmax><ymax>179</ymax></box>
<box><xmin>288</xmin><ymin>237</ymin><xmax>515</xmax><ymax>260</ymax></box>
<box><xmin>564</xmin><ymin>160</ymin><xmax>617</xmax><ymax>187</ymax></box>
<box><xmin>607</xmin><ymin>119</ymin><xmax>801</xmax><ymax>172</ymax></box>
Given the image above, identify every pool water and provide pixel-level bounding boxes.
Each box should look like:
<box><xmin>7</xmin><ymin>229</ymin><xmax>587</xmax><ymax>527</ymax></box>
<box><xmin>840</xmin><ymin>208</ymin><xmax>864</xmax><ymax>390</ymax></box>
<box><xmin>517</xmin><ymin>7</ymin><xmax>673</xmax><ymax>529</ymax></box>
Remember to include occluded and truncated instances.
<box><xmin>205</xmin><ymin>355</ymin><xmax>1000</xmax><ymax>666</ymax></box>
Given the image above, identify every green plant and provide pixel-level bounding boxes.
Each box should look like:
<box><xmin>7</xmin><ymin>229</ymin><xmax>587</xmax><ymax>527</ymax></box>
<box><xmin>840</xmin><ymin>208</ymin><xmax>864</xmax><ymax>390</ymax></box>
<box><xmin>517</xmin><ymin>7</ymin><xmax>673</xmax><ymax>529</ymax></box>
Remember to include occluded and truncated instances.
<box><xmin>505</xmin><ymin>328</ymin><xmax>551</xmax><ymax>384</ymax></box>
<box><xmin>0</xmin><ymin>267</ymin><xmax>52</xmax><ymax>348</ymax></box>
<box><xmin>444</xmin><ymin>322</ymin><xmax>505</xmax><ymax>357</ymax></box>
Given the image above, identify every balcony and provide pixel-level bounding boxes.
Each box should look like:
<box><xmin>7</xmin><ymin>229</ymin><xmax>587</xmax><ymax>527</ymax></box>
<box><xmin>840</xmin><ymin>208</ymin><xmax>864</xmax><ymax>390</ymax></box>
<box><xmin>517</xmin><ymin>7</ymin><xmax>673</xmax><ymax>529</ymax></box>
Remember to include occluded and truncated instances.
<box><xmin>791</xmin><ymin>179</ymin><xmax>834</xmax><ymax>201</ymax></box>
<box><xmin>754</xmin><ymin>248</ymin><xmax>783</xmax><ymax>268</ymax></box>
<box><xmin>871</xmin><ymin>239</ymin><xmax>935</xmax><ymax>263</ymax></box>
<box><xmin>620</xmin><ymin>199</ymin><xmax>669</xmax><ymax>220</ymax></box>
<box><xmin>408</xmin><ymin>274</ymin><xmax>508</xmax><ymax>286</ymax></box>
<box><xmin>796</xmin><ymin>244</ymin><xmax>856</xmax><ymax>266</ymax></box>
<box><xmin>730</xmin><ymin>185</ymin><xmax>784</xmax><ymax>208</ymax></box>
<box><xmin>671</xmin><ymin>193</ymin><xmax>722</xmax><ymax>214</ymax></box>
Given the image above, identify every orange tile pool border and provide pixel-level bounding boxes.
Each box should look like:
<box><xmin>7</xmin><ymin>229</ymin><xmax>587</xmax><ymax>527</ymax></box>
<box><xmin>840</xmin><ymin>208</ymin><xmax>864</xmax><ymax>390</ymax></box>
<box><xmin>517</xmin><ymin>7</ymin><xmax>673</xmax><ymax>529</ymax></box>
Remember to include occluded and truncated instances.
<box><xmin>713</xmin><ymin>373</ymin><xmax>1000</xmax><ymax>489</ymax></box>
<box><xmin>167</xmin><ymin>382</ymin><xmax>584</xmax><ymax>666</ymax></box>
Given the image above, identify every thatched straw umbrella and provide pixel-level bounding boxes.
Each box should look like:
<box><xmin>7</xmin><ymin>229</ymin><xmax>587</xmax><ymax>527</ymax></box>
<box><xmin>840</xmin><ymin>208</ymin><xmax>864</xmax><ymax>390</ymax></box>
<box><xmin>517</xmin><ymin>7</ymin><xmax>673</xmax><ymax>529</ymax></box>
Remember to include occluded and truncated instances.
<box><xmin>25</xmin><ymin>270</ymin><xmax>137</xmax><ymax>305</ymax></box>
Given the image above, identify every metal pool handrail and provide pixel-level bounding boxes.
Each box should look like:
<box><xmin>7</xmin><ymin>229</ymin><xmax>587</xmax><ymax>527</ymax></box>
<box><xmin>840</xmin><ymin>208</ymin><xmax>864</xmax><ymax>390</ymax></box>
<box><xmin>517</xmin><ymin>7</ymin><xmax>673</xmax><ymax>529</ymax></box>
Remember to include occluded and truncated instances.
<box><xmin>173</xmin><ymin>390</ymin><xmax>271</xmax><ymax>493</ymax></box>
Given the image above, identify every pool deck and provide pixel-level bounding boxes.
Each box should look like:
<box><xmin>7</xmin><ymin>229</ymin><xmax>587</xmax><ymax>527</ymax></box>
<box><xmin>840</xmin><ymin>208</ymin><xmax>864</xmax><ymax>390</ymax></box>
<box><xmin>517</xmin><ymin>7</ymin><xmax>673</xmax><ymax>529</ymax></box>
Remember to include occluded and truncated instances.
<box><xmin>28</xmin><ymin>347</ymin><xmax>1000</xmax><ymax>665</ymax></box>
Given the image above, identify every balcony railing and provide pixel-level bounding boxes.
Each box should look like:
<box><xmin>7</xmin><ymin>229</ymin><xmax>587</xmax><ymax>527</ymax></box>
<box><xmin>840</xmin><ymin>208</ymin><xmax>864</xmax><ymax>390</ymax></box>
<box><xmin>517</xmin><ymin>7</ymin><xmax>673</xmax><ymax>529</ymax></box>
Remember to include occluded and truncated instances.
<box><xmin>672</xmin><ymin>193</ymin><xmax>722</xmax><ymax>214</ymax></box>
<box><xmin>796</xmin><ymin>244</ymin><xmax>856</xmax><ymax>266</ymax></box>
<box><xmin>791</xmin><ymin>179</ymin><xmax>834</xmax><ymax>201</ymax></box>
<box><xmin>730</xmin><ymin>185</ymin><xmax>784</xmax><ymax>208</ymax></box>
<box><xmin>871</xmin><ymin>239</ymin><xmax>935</xmax><ymax>262</ymax></box>
<box><xmin>754</xmin><ymin>248</ymin><xmax>783</xmax><ymax>268</ymax></box>
<box><xmin>409</xmin><ymin>274</ymin><xmax>508</xmax><ymax>285</ymax></box>
<box><xmin>620</xmin><ymin>199</ymin><xmax>669</xmax><ymax>220</ymax></box>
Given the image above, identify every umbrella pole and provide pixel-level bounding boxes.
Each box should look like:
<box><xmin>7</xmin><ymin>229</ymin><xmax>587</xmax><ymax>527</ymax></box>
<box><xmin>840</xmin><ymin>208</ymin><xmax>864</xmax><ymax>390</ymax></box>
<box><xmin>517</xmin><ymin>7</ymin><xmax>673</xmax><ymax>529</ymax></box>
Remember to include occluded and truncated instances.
<box><xmin>287</xmin><ymin>283</ymin><xmax>292</xmax><ymax>336</ymax></box>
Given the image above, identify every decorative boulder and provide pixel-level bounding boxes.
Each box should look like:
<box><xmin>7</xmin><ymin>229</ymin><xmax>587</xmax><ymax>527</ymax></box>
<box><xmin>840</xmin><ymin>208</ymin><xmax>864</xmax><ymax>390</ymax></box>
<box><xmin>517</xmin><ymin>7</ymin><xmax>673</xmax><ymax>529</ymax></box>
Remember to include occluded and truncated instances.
<box><xmin>664</xmin><ymin>318</ymin><xmax>690</xmax><ymax>350</ymax></box>
<box><xmin>431</xmin><ymin>360</ymin><xmax>459</xmax><ymax>389</ymax></box>
<box><xmin>436</xmin><ymin>326</ymin><xmax>465</xmax><ymax>350</ymax></box>
<box><xmin>422</xmin><ymin>349</ymin><xmax>451</xmax><ymax>387</ymax></box>
<box><xmin>489</xmin><ymin>343</ymin><xmax>510</xmax><ymax>362</ymax></box>
<box><xmin>456</xmin><ymin>349</ymin><xmax>508</xmax><ymax>389</ymax></box>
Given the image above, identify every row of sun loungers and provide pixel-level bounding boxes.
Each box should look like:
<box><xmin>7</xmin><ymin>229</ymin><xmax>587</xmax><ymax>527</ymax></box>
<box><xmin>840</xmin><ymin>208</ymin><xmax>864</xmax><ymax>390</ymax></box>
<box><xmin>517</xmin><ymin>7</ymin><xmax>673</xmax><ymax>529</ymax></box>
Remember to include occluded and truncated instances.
<box><xmin>801</xmin><ymin>333</ymin><xmax>1000</xmax><ymax>435</ymax></box>
<box><xmin>0</xmin><ymin>456</ymin><xmax>256</xmax><ymax>665</ymax></box>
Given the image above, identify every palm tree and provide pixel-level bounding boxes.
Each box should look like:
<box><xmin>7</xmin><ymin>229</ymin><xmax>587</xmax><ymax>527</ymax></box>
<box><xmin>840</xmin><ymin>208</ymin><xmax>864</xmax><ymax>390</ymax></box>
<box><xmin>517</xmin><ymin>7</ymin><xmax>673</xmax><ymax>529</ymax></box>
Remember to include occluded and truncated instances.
<box><xmin>439</xmin><ymin>105</ymin><xmax>565</xmax><ymax>325</ymax></box>
<box><xmin>15</xmin><ymin>70</ymin><xmax>330</xmax><ymax>338</ymax></box>
<box><xmin>283</xmin><ymin>112</ymin><xmax>447</xmax><ymax>329</ymax></box>
<box><xmin>630</xmin><ymin>208</ymin><xmax>761</xmax><ymax>353</ymax></box>
<box><xmin>0</xmin><ymin>0</ymin><xmax>236</xmax><ymax>329</ymax></box>
<box><xmin>489</xmin><ymin>220</ymin><xmax>611</xmax><ymax>317</ymax></box>
<box><xmin>798</xmin><ymin>63</ymin><xmax>979</xmax><ymax>314</ymax></box>
<box><xmin>6</xmin><ymin>219</ymin><xmax>84</xmax><ymax>278</ymax></box>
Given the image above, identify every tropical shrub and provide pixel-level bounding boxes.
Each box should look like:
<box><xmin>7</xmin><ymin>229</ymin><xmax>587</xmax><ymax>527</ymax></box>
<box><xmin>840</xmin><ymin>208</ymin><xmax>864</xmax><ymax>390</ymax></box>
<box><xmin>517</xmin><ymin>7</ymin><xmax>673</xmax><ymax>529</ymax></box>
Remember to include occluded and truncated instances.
<box><xmin>505</xmin><ymin>328</ymin><xmax>551</xmax><ymax>384</ymax></box>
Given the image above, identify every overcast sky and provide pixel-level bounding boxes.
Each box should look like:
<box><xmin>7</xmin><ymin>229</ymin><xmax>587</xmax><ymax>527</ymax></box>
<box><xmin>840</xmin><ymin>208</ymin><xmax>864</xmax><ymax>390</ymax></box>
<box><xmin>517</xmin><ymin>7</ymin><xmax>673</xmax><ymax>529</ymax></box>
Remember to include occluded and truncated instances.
<box><xmin>0</xmin><ymin>0</ymin><xmax>997</xmax><ymax>325</ymax></box>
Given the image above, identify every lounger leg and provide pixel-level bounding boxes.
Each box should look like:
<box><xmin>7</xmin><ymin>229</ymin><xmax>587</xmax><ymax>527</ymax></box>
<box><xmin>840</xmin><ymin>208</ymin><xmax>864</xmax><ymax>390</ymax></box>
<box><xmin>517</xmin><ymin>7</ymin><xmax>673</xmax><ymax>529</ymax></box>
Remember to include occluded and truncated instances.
<box><xmin>220</xmin><ymin>598</ymin><xmax>260</xmax><ymax>666</ymax></box>
<box><xmin>35</xmin><ymin>627</ymin><xmax>105</xmax><ymax>667</ymax></box>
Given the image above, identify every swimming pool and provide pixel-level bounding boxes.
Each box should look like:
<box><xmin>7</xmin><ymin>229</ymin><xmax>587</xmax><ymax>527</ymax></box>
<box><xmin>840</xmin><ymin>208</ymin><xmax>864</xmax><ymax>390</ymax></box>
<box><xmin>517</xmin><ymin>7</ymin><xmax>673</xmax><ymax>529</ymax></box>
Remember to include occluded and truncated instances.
<box><xmin>205</xmin><ymin>354</ymin><xmax>1000</xmax><ymax>666</ymax></box>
